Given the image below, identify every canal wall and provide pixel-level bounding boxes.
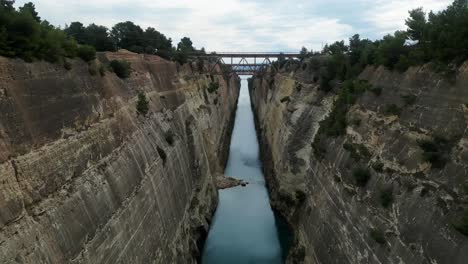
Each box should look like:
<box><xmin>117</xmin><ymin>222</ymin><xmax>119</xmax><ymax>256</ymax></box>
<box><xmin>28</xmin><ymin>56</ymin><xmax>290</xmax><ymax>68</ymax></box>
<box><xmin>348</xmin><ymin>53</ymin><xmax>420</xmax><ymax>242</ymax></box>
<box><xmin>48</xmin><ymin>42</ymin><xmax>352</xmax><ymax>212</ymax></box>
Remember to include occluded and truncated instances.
<box><xmin>250</xmin><ymin>61</ymin><xmax>468</xmax><ymax>263</ymax></box>
<box><xmin>0</xmin><ymin>51</ymin><xmax>240</xmax><ymax>263</ymax></box>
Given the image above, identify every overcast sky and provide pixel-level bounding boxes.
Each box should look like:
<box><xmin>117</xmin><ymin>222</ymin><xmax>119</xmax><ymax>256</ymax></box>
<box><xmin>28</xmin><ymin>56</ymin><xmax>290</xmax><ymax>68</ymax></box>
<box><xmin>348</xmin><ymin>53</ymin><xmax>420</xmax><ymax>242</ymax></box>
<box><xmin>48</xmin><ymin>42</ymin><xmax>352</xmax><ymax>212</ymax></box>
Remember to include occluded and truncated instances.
<box><xmin>15</xmin><ymin>0</ymin><xmax>453</xmax><ymax>52</ymax></box>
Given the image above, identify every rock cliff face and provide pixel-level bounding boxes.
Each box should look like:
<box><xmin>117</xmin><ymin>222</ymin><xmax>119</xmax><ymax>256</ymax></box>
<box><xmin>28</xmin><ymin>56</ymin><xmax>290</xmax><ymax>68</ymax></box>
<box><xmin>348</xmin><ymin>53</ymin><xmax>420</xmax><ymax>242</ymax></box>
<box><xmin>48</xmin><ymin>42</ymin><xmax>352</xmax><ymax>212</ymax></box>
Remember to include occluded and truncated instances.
<box><xmin>250</xmin><ymin>62</ymin><xmax>468</xmax><ymax>263</ymax></box>
<box><xmin>0</xmin><ymin>51</ymin><xmax>240</xmax><ymax>263</ymax></box>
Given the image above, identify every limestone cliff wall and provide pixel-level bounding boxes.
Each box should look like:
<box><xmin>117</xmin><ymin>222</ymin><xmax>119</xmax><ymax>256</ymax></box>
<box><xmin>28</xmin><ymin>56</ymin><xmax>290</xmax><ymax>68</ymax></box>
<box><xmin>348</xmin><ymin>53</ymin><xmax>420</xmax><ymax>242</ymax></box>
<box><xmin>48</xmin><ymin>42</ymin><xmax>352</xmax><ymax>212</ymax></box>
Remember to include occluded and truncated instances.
<box><xmin>250</xmin><ymin>62</ymin><xmax>468</xmax><ymax>264</ymax></box>
<box><xmin>0</xmin><ymin>51</ymin><xmax>240</xmax><ymax>263</ymax></box>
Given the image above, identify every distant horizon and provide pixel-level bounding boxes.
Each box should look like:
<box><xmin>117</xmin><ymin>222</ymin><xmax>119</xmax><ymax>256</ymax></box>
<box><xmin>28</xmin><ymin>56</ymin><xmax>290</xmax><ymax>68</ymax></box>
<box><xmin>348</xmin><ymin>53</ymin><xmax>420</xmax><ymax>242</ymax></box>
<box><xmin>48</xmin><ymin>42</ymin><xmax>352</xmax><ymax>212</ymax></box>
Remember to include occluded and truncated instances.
<box><xmin>15</xmin><ymin>0</ymin><xmax>453</xmax><ymax>52</ymax></box>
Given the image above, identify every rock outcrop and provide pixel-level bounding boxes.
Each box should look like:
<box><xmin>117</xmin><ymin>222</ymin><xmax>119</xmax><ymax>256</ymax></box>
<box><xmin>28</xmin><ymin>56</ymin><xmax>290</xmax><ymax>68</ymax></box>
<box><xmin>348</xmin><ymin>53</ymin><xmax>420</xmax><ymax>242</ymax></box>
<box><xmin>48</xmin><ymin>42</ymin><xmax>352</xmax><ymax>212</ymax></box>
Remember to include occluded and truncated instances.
<box><xmin>250</xmin><ymin>61</ymin><xmax>468</xmax><ymax>263</ymax></box>
<box><xmin>0</xmin><ymin>51</ymin><xmax>240</xmax><ymax>263</ymax></box>
<box><xmin>215</xmin><ymin>174</ymin><xmax>247</xmax><ymax>189</ymax></box>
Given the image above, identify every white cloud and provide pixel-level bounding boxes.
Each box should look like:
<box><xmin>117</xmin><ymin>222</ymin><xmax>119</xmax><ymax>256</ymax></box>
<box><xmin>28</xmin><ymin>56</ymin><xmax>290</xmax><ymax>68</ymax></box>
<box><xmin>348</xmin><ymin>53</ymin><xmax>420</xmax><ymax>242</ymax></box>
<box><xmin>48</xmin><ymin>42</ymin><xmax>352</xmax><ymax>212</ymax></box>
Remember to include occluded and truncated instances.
<box><xmin>14</xmin><ymin>0</ymin><xmax>453</xmax><ymax>51</ymax></box>
<box><xmin>364</xmin><ymin>0</ymin><xmax>452</xmax><ymax>35</ymax></box>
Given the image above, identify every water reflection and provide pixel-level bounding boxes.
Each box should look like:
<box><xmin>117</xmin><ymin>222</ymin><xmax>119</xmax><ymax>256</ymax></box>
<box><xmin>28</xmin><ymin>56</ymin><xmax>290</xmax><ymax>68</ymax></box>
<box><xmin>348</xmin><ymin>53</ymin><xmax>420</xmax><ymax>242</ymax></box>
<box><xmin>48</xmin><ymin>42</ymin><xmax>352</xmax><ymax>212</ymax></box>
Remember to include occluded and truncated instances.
<box><xmin>201</xmin><ymin>78</ymin><xmax>285</xmax><ymax>264</ymax></box>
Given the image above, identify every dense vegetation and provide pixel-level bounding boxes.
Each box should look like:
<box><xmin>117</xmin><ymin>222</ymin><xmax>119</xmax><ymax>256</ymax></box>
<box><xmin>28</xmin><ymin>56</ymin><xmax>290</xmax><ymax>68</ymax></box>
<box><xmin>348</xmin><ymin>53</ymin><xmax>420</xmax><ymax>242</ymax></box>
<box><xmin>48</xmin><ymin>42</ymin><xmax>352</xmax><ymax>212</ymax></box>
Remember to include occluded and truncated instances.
<box><xmin>0</xmin><ymin>1</ymin><xmax>79</xmax><ymax>62</ymax></box>
<box><xmin>0</xmin><ymin>0</ymin><xmax>201</xmax><ymax>64</ymax></box>
<box><xmin>306</xmin><ymin>0</ymin><xmax>468</xmax><ymax>237</ymax></box>
<box><xmin>300</xmin><ymin>0</ymin><xmax>468</xmax><ymax>87</ymax></box>
<box><xmin>312</xmin><ymin>0</ymin><xmax>467</xmax><ymax>162</ymax></box>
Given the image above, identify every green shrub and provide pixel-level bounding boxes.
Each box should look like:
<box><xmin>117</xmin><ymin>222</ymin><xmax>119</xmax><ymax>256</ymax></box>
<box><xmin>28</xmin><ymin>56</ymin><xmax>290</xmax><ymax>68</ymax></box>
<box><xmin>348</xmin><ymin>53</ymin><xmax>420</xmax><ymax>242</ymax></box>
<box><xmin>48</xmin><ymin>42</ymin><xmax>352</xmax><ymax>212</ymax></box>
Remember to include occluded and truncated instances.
<box><xmin>395</xmin><ymin>55</ymin><xmax>410</xmax><ymax>72</ymax></box>
<box><xmin>401</xmin><ymin>94</ymin><xmax>417</xmax><ymax>106</ymax></box>
<box><xmin>384</xmin><ymin>104</ymin><xmax>402</xmax><ymax>116</ymax></box>
<box><xmin>352</xmin><ymin>119</ymin><xmax>361</xmax><ymax>127</ymax></box>
<box><xmin>63</xmin><ymin>61</ymin><xmax>72</xmax><ymax>70</ymax></box>
<box><xmin>99</xmin><ymin>65</ymin><xmax>106</xmax><ymax>76</ymax></box>
<box><xmin>343</xmin><ymin>142</ymin><xmax>371</xmax><ymax>161</ymax></box>
<box><xmin>312</xmin><ymin>136</ymin><xmax>327</xmax><ymax>159</ymax></box>
<box><xmin>165</xmin><ymin>133</ymin><xmax>174</xmax><ymax>146</ymax></box>
<box><xmin>295</xmin><ymin>189</ymin><xmax>307</xmax><ymax>203</ymax></box>
<box><xmin>315</xmin><ymin>80</ymin><xmax>371</xmax><ymax>139</ymax></box>
<box><xmin>418</xmin><ymin>136</ymin><xmax>450</xmax><ymax>168</ymax></box>
<box><xmin>136</xmin><ymin>92</ymin><xmax>149</xmax><ymax>116</ymax></box>
<box><xmin>352</xmin><ymin>167</ymin><xmax>371</xmax><ymax>187</ymax></box>
<box><xmin>110</xmin><ymin>60</ymin><xmax>131</xmax><ymax>79</ymax></box>
<box><xmin>453</xmin><ymin>183</ymin><xmax>468</xmax><ymax>236</ymax></box>
<box><xmin>280</xmin><ymin>96</ymin><xmax>290</xmax><ymax>103</ymax></box>
<box><xmin>207</xmin><ymin>82</ymin><xmax>219</xmax><ymax>94</ymax></box>
<box><xmin>370</xmin><ymin>228</ymin><xmax>386</xmax><ymax>244</ymax></box>
<box><xmin>77</xmin><ymin>45</ymin><xmax>96</xmax><ymax>62</ymax></box>
<box><xmin>290</xmin><ymin>245</ymin><xmax>306</xmax><ymax>262</ymax></box>
<box><xmin>372</xmin><ymin>161</ymin><xmax>384</xmax><ymax>172</ymax></box>
<box><xmin>88</xmin><ymin>66</ymin><xmax>97</xmax><ymax>76</ymax></box>
<box><xmin>157</xmin><ymin>146</ymin><xmax>167</xmax><ymax>165</ymax></box>
<box><xmin>421</xmin><ymin>150</ymin><xmax>444</xmax><ymax>168</ymax></box>
<box><xmin>380</xmin><ymin>187</ymin><xmax>394</xmax><ymax>208</ymax></box>
<box><xmin>354</xmin><ymin>80</ymin><xmax>372</xmax><ymax>93</ymax></box>
<box><xmin>370</xmin><ymin>86</ymin><xmax>382</xmax><ymax>96</ymax></box>
<box><xmin>454</xmin><ymin>211</ymin><xmax>468</xmax><ymax>236</ymax></box>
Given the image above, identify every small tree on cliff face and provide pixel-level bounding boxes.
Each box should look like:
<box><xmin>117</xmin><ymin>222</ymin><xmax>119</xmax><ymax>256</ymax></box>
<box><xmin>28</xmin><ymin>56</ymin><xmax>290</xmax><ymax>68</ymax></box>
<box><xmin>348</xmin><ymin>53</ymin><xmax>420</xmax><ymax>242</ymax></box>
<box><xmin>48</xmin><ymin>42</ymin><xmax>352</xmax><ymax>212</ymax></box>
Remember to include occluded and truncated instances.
<box><xmin>110</xmin><ymin>59</ymin><xmax>131</xmax><ymax>78</ymax></box>
<box><xmin>136</xmin><ymin>92</ymin><xmax>149</xmax><ymax>116</ymax></box>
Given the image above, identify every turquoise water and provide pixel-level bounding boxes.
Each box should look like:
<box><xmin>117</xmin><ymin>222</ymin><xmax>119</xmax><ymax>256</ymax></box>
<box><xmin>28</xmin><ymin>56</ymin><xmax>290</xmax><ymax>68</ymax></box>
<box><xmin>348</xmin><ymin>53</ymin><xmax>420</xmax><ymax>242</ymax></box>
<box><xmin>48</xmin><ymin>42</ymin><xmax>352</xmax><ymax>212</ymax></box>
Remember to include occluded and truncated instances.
<box><xmin>201</xmin><ymin>78</ymin><xmax>288</xmax><ymax>264</ymax></box>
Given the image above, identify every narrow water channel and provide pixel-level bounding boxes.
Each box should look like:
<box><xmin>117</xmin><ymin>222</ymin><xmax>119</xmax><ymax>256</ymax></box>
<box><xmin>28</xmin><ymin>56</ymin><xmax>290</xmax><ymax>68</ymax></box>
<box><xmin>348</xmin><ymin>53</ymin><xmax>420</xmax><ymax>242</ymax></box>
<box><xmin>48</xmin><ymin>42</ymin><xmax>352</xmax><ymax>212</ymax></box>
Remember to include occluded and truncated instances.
<box><xmin>201</xmin><ymin>78</ymin><xmax>287</xmax><ymax>264</ymax></box>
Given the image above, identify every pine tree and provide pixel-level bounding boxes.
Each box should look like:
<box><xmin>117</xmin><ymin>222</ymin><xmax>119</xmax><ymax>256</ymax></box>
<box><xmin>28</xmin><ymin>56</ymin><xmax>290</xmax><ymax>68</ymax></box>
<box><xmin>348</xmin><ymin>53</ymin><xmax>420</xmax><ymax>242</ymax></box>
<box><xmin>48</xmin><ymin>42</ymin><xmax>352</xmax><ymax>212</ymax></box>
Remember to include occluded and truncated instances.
<box><xmin>136</xmin><ymin>92</ymin><xmax>149</xmax><ymax>116</ymax></box>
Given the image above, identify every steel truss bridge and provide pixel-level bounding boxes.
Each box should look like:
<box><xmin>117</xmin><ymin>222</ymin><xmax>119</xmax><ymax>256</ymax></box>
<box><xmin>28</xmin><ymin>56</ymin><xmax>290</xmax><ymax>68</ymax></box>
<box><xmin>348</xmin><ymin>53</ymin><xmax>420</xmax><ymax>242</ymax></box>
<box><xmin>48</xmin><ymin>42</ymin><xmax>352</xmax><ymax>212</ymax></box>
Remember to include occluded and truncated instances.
<box><xmin>190</xmin><ymin>52</ymin><xmax>301</xmax><ymax>75</ymax></box>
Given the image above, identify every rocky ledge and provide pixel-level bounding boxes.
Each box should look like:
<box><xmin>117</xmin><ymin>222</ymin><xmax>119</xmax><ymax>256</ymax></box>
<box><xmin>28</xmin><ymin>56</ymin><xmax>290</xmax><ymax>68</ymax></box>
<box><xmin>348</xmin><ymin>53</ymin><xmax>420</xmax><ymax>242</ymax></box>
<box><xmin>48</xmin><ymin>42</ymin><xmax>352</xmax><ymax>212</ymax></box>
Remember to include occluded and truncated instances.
<box><xmin>215</xmin><ymin>174</ymin><xmax>248</xmax><ymax>189</ymax></box>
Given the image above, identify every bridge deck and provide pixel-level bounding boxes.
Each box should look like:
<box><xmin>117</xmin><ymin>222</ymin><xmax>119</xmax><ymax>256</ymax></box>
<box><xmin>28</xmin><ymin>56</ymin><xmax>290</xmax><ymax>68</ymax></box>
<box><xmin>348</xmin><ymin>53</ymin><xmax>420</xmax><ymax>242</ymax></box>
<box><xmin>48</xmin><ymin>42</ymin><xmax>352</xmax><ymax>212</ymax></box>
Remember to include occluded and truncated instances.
<box><xmin>189</xmin><ymin>52</ymin><xmax>301</xmax><ymax>75</ymax></box>
<box><xmin>191</xmin><ymin>52</ymin><xmax>301</xmax><ymax>58</ymax></box>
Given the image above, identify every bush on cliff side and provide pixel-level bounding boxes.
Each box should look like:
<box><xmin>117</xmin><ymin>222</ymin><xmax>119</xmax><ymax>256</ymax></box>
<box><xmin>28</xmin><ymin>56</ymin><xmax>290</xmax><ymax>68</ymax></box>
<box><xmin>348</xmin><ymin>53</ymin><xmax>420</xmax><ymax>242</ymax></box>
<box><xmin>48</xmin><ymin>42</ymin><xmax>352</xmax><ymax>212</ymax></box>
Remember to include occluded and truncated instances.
<box><xmin>77</xmin><ymin>45</ymin><xmax>96</xmax><ymax>62</ymax></box>
<box><xmin>454</xmin><ymin>185</ymin><xmax>468</xmax><ymax>236</ymax></box>
<box><xmin>110</xmin><ymin>59</ymin><xmax>131</xmax><ymax>79</ymax></box>
<box><xmin>207</xmin><ymin>81</ymin><xmax>219</xmax><ymax>94</ymax></box>
<box><xmin>136</xmin><ymin>92</ymin><xmax>149</xmax><ymax>116</ymax></box>
<box><xmin>318</xmin><ymin>80</ymin><xmax>368</xmax><ymax>137</ymax></box>
<box><xmin>343</xmin><ymin>142</ymin><xmax>371</xmax><ymax>162</ymax></box>
<box><xmin>370</xmin><ymin>228</ymin><xmax>386</xmax><ymax>244</ymax></box>
<box><xmin>384</xmin><ymin>104</ymin><xmax>402</xmax><ymax>117</ymax></box>
<box><xmin>352</xmin><ymin>167</ymin><xmax>371</xmax><ymax>187</ymax></box>
<box><xmin>379</xmin><ymin>187</ymin><xmax>394</xmax><ymax>208</ymax></box>
<box><xmin>454</xmin><ymin>212</ymin><xmax>468</xmax><ymax>236</ymax></box>
<box><xmin>418</xmin><ymin>136</ymin><xmax>451</xmax><ymax>168</ymax></box>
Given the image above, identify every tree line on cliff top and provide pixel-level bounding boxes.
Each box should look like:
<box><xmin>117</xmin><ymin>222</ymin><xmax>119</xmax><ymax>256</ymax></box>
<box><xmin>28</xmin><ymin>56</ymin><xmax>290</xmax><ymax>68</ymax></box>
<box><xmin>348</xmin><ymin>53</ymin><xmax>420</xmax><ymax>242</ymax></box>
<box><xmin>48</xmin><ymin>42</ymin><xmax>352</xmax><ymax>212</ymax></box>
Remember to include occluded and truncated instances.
<box><xmin>0</xmin><ymin>0</ymin><xmax>199</xmax><ymax>64</ymax></box>
<box><xmin>1</xmin><ymin>0</ymin><xmax>468</xmax><ymax>71</ymax></box>
<box><xmin>298</xmin><ymin>0</ymin><xmax>468</xmax><ymax>83</ymax></box>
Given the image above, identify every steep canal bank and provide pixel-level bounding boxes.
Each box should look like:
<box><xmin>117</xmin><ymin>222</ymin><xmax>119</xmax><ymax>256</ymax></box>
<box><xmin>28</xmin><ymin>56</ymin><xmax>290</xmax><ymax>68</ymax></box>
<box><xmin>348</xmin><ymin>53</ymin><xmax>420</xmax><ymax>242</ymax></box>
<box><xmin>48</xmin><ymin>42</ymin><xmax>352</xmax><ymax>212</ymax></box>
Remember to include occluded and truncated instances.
<box><xmin>201</xmin><ymin>78</ymin><xmax>290</xmax><ymax>263</ymax></box>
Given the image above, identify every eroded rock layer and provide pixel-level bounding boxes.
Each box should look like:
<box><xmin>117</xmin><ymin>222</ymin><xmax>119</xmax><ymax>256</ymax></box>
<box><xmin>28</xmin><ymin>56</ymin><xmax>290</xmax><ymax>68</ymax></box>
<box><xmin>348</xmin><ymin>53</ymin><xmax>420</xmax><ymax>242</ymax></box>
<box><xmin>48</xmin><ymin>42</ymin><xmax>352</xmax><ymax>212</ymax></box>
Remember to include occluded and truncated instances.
<box><xmin>0</xmin><ymin>51</ymin><xmax>240</xmax><ymax>263</ymax></box>
<box><xmin>250</xmin><ymin>62</ymin><xmax>468</xmax><ymax>263</ymax></box>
